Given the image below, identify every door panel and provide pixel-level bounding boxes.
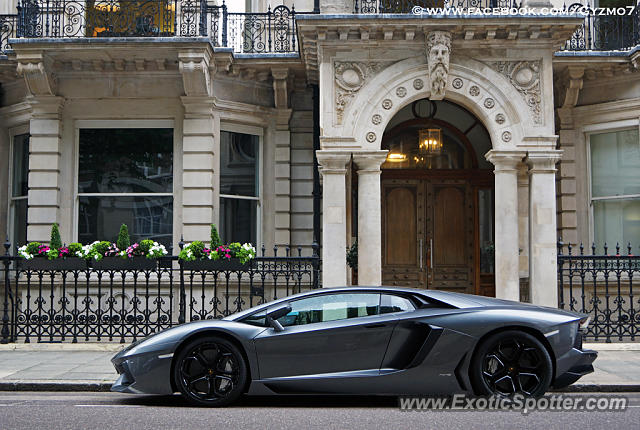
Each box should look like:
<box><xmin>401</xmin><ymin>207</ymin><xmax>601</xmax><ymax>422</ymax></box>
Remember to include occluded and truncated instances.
<box><xmin>382</xmin><ymin>180</ymin><xmax>425</xmax><ymax>287</ymax></box>
<box><xmin>427</xmin><ymin>181</ymin><xmax>474</xmax><ymax>293</ymax></box>
<box><xmin>253</xmin><ymin>314</ymin><xmax>397</xmax><ymax>379</ymax></box>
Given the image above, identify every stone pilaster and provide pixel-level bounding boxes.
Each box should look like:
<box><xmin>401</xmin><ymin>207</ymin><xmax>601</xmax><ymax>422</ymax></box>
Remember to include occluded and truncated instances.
<box><xmin>272</xmin><ymin>68</ymin><xmax>292</xmax><ymax>246</ymax></box>
<box><xmin>316</xmin><ymin>150</ymin><xmax>351</xmax><ymax>287</ymax></box>
<box><xmin>527</xmin><ymin>150</ymin><xmax>563</xmax><ymax>308</ymax></box>
<box><xmin>486</xmin><ymin>150</ymin><xmax>526</xmax><ymax>302</ymax></box>
<box><xmin>26</xmin><ymin>96</ymin><xmax>65</xmax><ymax>243</ymax></box>
<box><xmin>517</xmin><ymin>162</ymin><xmax>529</xmax><ymax>280</ymax></box>
<box><xmin>353</xmin><ymin>151</ymin><xmax>388</xmax><ymax>286</ymax></box>
<box><xmin>181</xmin><ymin>97</ymin><xmax>217</xmax><ymax>242</ymax></box>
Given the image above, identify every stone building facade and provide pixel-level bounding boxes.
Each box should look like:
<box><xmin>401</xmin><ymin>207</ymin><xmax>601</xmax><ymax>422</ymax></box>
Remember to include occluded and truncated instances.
<box><xmin>1</xmin><ymin>0</ymin><xmax>639</xmax><ymax>307</ymax></box>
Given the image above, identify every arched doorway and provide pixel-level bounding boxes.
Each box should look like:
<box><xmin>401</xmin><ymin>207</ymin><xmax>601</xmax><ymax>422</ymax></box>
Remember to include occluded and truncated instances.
<box><xmin>377</xmin><ymin>99</ymin><xmax>495</xmax><ymax>296</ymax></box>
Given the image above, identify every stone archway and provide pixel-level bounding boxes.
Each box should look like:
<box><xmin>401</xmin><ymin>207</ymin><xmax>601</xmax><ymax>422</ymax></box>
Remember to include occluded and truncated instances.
<box><xmin>318</xmin><ymin>56</ymin><xmax>561</xmax><ymax>307</ymax></box>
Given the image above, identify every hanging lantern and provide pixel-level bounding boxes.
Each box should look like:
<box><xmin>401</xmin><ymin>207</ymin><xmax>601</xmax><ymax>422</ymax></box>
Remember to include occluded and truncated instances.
<box><xmin>418</xmin><ymin>128</ymin><xmax>442</xmax><ymax>155</ymax></box>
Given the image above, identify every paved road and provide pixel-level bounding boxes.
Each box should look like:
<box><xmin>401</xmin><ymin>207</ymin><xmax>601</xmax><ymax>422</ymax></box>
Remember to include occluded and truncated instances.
<box><xmin>0</xmin><ymin>392</ymin><xmax>637</xmax><ymax>430</ymax></box>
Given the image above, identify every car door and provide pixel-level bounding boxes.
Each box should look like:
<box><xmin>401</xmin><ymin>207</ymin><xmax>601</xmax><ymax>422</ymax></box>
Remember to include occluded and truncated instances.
<box><xmin>253</xmin><ymin>293</ymin><xmax>397</xmax><ymax>379</ymax></box>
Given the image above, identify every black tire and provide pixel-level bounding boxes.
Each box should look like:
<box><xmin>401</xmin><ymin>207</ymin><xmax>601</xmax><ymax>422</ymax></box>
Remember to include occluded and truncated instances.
<box><xmin>173</xmin><ymin>336</ymin><xmax>248</xmax><ymax>407</ymax></box>
<box><xmin>470</xmin><ymin>330</ymin><xmax>553</xmax><ymax>398</ymax></box>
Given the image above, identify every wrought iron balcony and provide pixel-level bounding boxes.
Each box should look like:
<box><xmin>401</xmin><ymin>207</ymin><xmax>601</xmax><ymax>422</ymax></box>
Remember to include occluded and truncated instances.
<box><xmin>0</xmin><ymin>1</ymin><xmax>639</xmax><ymax>57</ymax></box>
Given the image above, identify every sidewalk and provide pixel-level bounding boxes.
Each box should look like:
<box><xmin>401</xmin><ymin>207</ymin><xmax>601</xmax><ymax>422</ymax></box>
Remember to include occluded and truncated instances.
<box><xmin>0</xmin><ymin>342</ymin><xmax>638</xmax><ymax>392</ymax></box>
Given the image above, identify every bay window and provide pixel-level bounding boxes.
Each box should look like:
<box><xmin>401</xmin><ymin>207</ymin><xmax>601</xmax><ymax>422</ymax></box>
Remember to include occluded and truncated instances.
<box><xmin>77</xmin><ymin>127</ymin><xmax>173</xmax><ymax>248</ymax></box>
<box><xmin>219</xmin><ymin>130</ymin><xmax>260</xmax><ymax>245</ymax></box>
<box><xmin>10</xmin><ymin>133</ymin><xmax>29</xmax><ymax>247</ymax></box>
<box><xmin>590</xmin><ymin>128</ymin><xmax>640</xmax><ymax>247</ymax></box>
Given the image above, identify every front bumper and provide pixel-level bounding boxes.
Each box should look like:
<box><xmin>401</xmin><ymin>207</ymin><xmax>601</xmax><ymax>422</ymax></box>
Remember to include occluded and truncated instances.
<box><xmin>111</xmin><ymin>350</ymin><xmax>175</xmax><ymax>395</ymax></box>
<box><xmin>552</xmin><ymin>348</ymin><xmax>597</xmax><ymax>389</ymax></box>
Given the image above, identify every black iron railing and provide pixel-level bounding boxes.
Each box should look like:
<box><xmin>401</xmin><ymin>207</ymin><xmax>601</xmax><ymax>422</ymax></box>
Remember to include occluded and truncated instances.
<box><xmin>355</xmin><ymin>0</ymin><xmax>519</xmax><ymax>13</ymax></box>
<box><xmin>0</xmin><ymin>14</ymin><xmax>17</xmax><ymax>54</ymax></box>
<box><xmin>558</xmin><ymin>241</ymin><xmax>640</xmax><ymax>343</ymax></box>
<box><xmin>0</xmin><ymin>239</ymin><xmax>320</xmax><ymax>343</ymax></box>
<box><xmin>563</xmin><ymin>3</ymin><xmax>640</xmax><ymax>51</ymax></box>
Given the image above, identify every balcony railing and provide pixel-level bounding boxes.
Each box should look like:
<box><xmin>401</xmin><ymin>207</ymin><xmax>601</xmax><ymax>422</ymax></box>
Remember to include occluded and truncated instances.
<box><xmin>0</xmin><ymin>1</ymin><xmax>639</xmax><ymax>57</ymax></box>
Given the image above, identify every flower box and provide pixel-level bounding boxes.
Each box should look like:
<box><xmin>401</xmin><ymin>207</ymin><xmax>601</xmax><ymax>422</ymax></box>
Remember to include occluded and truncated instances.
<box><xmin>90</xmin><ymin>256</ymin><xmax>158</xmax><ymax>271</ymax></box>
<box><xmin>181</xmin><ymin>259</ymin><xmax>249</xmax><ymax>272</ymax></box>
<box><xmin>18</xmin><ymin>257</ymin><xmax>87</xmax><ymax>271</ymax></box>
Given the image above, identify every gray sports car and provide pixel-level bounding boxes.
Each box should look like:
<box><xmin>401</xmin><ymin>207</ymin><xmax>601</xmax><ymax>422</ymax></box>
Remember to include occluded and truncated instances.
<box><xmin>111</xmin><ymin>287</ymin><xmax>596</xmax><ymax>406</ymax></box>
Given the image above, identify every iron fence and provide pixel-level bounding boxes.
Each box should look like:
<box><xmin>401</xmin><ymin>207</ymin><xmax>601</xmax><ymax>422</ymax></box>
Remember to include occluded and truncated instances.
<box><xmin>0</xmin><ymin>240</ymin><xmax>320</xmax><ymax>343</ymax></box>
<box><xmin>563</xmin><ymin>3</ymin><xmax>640</xmax><ymax>51</ymax></box>
<box><xmin>558</xmin><ymin>241</ymin><xmax>640</xmax><ymax>343</ymax></box>
<box><xmin>0</xmin><ymin>14</ymin><xmax>17</xmax><ymax>54</ymax></box>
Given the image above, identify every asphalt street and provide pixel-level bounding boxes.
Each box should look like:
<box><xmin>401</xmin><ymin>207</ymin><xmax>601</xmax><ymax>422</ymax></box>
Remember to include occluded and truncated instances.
<box><xmin>0</xmin><ymin>391</ymin><xmax>637</xmax><ymax>430</ymax></box>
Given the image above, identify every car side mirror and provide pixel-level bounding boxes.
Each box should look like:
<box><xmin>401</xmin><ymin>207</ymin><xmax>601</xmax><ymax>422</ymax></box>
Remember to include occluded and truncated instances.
<box><xmin>265</xmin><ymin>303</ymin><xmax>292</xmax><ymax>332</ymax></box>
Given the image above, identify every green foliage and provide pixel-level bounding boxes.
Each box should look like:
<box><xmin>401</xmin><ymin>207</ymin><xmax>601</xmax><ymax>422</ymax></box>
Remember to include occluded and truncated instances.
<box><xmin>117</xmin><ymin>224</ymin><xmax>130</xmax><ymax>251</ymax></box>
<box><xmin>25</xmin><ymin>242</ymin><xmax>42</xmax><ymax>255</ymax></box>
<box><xmin>68</xmin><ymin>243</ymin><xmax>83</xmax><ymax>254</ymax></box>
<box><xmin>50</xmin><ymin>223</ymin><xmax>62</xmax><ymax>250</ymax></box>
<box><xmin>346</xmin><ymin>240</ymin><xmax>358</xmax><ymax>270</ymax></box>
<box><xmin>139</xmin><ymin>239</ymin><xmax>154</xmax><ymax>254</ymax></box>
<box><xmin>46</xmin><ymin>248</ymin><xmax>59</xmax><ymax>260</ymax></box>
<box><xmin>178</xmin><ymin>241</ymin><xmax>206</xmax><ymax>261</ymax></box>
<box><xmin>210</xmin><ymin>224</ymin><xmax>222</xmax><ymax>248</ymax></box>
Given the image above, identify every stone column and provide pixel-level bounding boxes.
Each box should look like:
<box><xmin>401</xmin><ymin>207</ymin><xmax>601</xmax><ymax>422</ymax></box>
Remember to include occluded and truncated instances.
<box><xmin>181</xmin><ymin>97</ymin><xmax>217</xmax><ymax>242</ymax></box>
<box><xmin>517</xmin><ymin>163</ymin><xmax>530</xmax><ymax>293</ymax></box>
<box><xmin>316</xmin><ymin>150</ymin><xmax>351</xmax><ymax>287</ymax></box>
<box><xmin>527</xmin><ymin>151</ymin><xmax>563</xmax><ymax>308</ymax></box>
<box><xmin>26</xmin><ymin>96</ymin><xmax>65</xmax><ymax>243</ymax></box>
<box><xmin>353</xmin><ymin>151</ymin><xmax>388</xmax><ymax>286</ymax></box>
<box><xmin>486</xmin><ymin>150</ymin><xmax>525</xmax><ymax>302</ymax></box>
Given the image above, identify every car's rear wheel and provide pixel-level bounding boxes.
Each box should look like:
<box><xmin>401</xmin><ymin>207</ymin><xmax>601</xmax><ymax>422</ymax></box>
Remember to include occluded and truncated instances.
<box><xmin>174</xmin><ymin>336</ymin><xmax>247</xmax><ymax>407</ymax></box>
<box><xmin>471</xmin><ymin>330</ymin><xmax>552</xmax><ymax>398</ymax></box>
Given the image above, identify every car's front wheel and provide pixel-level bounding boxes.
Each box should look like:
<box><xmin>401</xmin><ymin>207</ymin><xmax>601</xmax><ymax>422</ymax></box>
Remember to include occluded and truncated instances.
<box><xmin>174</xmin><ymin>336</ymin><xmax>248</xmax><ymax>407</ymax></box>
<box><xmin>471</xmin><ymin>330</ymin><xmax>552</xmax><ymax>398</ymax></box>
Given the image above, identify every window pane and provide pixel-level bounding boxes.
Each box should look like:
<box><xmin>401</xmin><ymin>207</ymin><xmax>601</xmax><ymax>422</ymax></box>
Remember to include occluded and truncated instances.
<box><xmin>79</xmin><ymin>196</ymin><xmax>173</xmax><ymax>249</ymax></box>
<box><xmin>12</xmin><ymin>134</ymin><xmax>29</xmax><ymax>197</ymax></box>
<box><xmin>78</xmin><ymin>129</ymin><xmax>173</xmax><ymax>193</ymax></box>
<box><xmin>380</xmin><ymin>295</ymin><xmax>415</xmax><ymax>314</ymax></box>
<box><xmin>11</xmin><ymin>199</ymin><xmax>27</xmax><ymax>248</ymax></box>
<box><xmin>278</xmin><ymin>294</ymin><xmax>380</xmax><ymax>327</ymax></box>
<box><xmin>591</xmin><ymin>129</ymin><xmax>640</xmax><ymax>198</ymax></box>
<box><xmin>220</xmin><ymin>198</ymin><xmax>257</xmax><ymax>244</ymax></box>
<box><xmin>220</xmin><ymin>131</ymin><xmax>258</xmax><ymax>197</ymax></box>
<box><xmin>593</xmin><ymin>199</ymin><xmax>640</xmax><ymax>247</ymax></box>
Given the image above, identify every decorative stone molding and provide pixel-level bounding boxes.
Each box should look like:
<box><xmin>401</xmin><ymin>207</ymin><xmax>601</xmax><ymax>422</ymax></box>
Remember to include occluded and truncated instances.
<box><xmin>178</xmin><ymin>50</ymin><xmax>213</xmax><ymax>97</ymax></box>
<box><xmin>382</xmin><ymin>98</ymin><xmax>393</xmax><ymax>110</ymax></box>
<box><xmin>484</xmin><ymin>98</ymin><xmax>495</xmax><ymax>109</ymax></box>
<box><xmin>469</xmin><ymin>85</ymin><xmax>480</xmax><ymax>97</ymax></box>
<box><xmin>489</xmin><ymin>60</ymin><xmax>542</xmax><ymax>124</ymax></box>
<box><xmin>353</xmin><ymin>150</ymin><xmax>389</xmax><ymax>173</ymax></box>
<box><xmin>526</xmin><ymin>150</ymin><xmax>563</xmax><ymax>174</ymax></box>
<box><xmin>425</xmin><ymin>30</ymin><xmax>451</xmax><ymax>100</ymax></box>
<box><xmin>502</xmin><ymin>131</ymin><xmax>512</xmax><ymax>142</ymax></box>
<box><xmin>452</xmin><ymin>78</ymin><xmax>463</xmax><ymax>89</ymax></box>
<box><xmin>371</xmin><ymin>114</ymin><xmax>382</xmax><ymax>125</ymax></box>
<box><xmin>396</xmin><ymin>86</ymin><xmax>407</xmax><ymax>98</ymax></box>
<box><xmin>316</xmin><ymin>150</ymin><xmax>351</xmax><ymax>175</ymax></box>
<box><xmin>366</xmin><ymin>132</ymin><xmax>377</xmax><ymax>143</ymax></box>
<box><xmin>16</xmin><ymin>52</ymin><xmax>56</xmax><ymax>96</ymax></box>
<box><xmin>556</xmin><ymin>66</ymin><xmax>584</xmax><ymax>129</ymax></box>
<box><xmin>495</xmin><ymin>113</ymin><xmax>506</xmax><ymax>124</ymax></box>
<box><xmin>271</xmin><ymin>67</ymin><xmax>290</xmax><ymax>110</ymax></box>
<box><xmin>334</xmin><ymin>61</ymin><xmax>392</xmax><ymax>124</ymax></box>
<box><xmin>413</xmin><ymin>79</ymin><xmax>424</xmax><ymax>90</ymax></box>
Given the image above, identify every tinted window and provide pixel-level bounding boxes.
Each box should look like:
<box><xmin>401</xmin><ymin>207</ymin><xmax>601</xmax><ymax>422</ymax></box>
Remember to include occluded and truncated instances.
<box><xmin>241</xmin><ymin>310</ymin><xmax>267</xmax><ymax>327</ymax></box>
<box><xmin>380</xmin><ymin>294</ymin><xmax>415</xmax><ymax>314</ymax></box>
<box><xmin>278</xmin><ymin>294</ymin><xmax>381</xmax><ymax>327</ymax></box>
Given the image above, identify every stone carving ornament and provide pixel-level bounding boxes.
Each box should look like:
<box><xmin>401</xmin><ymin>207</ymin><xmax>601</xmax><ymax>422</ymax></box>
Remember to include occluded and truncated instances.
<box><xmin>372</xmin><ymin>114</ymin><xmax>382</xmax><ymax>125</ymax></box>
<box><xmin>426</xmin><ymin>31</ymin><xmax>451</xmax><ymax>100</ymax></box>
<box><xmin>366</xmin><ymin>132</ymin><xmax>377</xmax><ymax>143</ymax></box>
<box><xmin>382</xmin><ymin>99</ymin><xmax>393</xmax><ymax>110</ymax></box>
<box><xmin>490</xmin><ymin>61</ymin><xmax>542</xmax><ymax>124</ymax></box>
<box><xmin>334</xmin><ymin>61</ymin><xmax>392</xmax><ymax>124</ymax></box>
<box><xmin>495</xmin><ymin>113</ymin><xmax>506</xmax><ymax>124</ymax></box>
<box><xmin>452</xmin><ymin>78</ymin><xmax>463</xmax><ymax>89</ymax></box>
<box><xmin>413</xmin><ymin>79</ymin><xmax>424</xmax><ymax>90</ymax></box>
<box><xmin>396</xmin><ymin>86</ymin><xmax>407</xmax><ymax>97</ymax></box>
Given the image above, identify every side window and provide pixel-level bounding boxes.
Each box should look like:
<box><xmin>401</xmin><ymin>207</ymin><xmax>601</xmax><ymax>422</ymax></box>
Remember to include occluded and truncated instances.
<box><xmin>380</xmin><ymin>294</ymin><xmax>415</xmax><ymax>314</ymax></box>
<box><xmin>240</xmin><ymin>310</ymin><xmax>267</xmax><ymax>327</ymax></box>
<box><xmin>278</xmin><ymin>294</ymin><xmax>381</xmax><ymax>327</ymax></box>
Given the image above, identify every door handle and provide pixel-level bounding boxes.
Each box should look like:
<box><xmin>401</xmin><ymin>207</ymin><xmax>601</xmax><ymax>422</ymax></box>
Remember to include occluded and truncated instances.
<box><xmin>419</xmin><ymin>239</ymin><xmax>423</xmax><ymax>269</ymax></box>
<box><xmin>430</xmin><ymin>238</ymin><xmax>433</xmax><ymax>270</ymax></box>
<box><xmin>364</xmin><ymin>323</ymin><xmax>386</xmax><ymax>329</ymax></box>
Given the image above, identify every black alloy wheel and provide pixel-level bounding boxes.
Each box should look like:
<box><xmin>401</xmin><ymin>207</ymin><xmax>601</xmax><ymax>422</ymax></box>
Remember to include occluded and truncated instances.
<box><xmin>174</xmin><ymin>336</ymin><xmax>248</xmax><ymax>407</ymax></box>
<box><xmin>471</xmin><ymin>330</ymin><xmax>553</xmax><ymax>398</ymax></box>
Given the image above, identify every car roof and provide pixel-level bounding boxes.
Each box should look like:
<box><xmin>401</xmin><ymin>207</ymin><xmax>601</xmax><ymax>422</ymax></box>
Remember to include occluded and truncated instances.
<box><xmin>225</xmin><ymin>286</ymin><xmax>436</xmax><ymax>321</ymax></box>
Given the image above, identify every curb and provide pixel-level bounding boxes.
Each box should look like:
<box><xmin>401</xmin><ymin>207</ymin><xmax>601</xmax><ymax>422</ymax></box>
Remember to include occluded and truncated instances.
<box><xmin>552</xmin><ymin>384</ymin><xmax>640</xmax><ymax>393</ymax></box>
<box><xmin>0</xmin><ymin>380</ymin><xmax>113</xmax><ymax>392</ymax></box>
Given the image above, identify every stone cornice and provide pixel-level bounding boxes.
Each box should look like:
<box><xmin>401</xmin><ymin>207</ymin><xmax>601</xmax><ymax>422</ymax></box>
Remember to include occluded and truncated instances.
<box><xmin>353</xmin><ymin>150</ymin><xmax>389</xmax><ymax>172</ymax></box>
<box><xmin>178</xmin><ymin>49</ymin><xmax>213</xmax><ymax>97</ymax></box>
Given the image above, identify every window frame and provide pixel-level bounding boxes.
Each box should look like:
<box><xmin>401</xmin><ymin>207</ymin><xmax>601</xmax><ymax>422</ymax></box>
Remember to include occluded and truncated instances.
<box><xmin>219</xmin><ymin>122</ymin><xmax>263</xmax><ymax>246</ymax></box>
<box><xmin>73</xmin><ymin>119</ymin><xmax>177</xmax><ymax>244</ymax></box>
<box><xmin>7</xmin><ymin>126</ymin><xmax>30</xmax><ymax>249</ymax></box>
<box><xmin>586</xmin><ymin>120</ymin><xmax>640</xmax><ymax>246</ymax></box>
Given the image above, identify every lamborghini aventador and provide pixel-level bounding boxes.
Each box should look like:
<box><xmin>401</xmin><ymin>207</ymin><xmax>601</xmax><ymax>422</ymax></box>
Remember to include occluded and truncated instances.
<box><xmin>111</xmin><ymin>287</ymin><xmax>596</xmax><ymax>406</ymax></box>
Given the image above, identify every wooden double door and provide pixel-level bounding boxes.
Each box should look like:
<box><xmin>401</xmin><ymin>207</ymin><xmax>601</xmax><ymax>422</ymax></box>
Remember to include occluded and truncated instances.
<box><xmin>381</xmin><ymin>175</ymin><xmax>494</xmax><ymax>295</ymax></box>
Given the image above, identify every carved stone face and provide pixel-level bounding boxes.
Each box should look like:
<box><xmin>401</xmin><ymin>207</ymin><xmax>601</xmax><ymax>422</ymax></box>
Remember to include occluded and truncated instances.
<box><xmin>429</xmin><ymin>43</ymin><xmax>449</xmax><ymax>75</ymax></box>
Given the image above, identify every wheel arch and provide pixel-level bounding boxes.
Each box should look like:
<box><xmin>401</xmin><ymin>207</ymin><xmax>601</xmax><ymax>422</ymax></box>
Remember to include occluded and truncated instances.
<box><xmin>169</xmin><ymin>329</ymin><xmax>254</xmax><ymax>393</ymax></box>
<box><xmin>467</xmin><ymin>325</ymin><xmax>557</xmax><ymax>395</ymax></box>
